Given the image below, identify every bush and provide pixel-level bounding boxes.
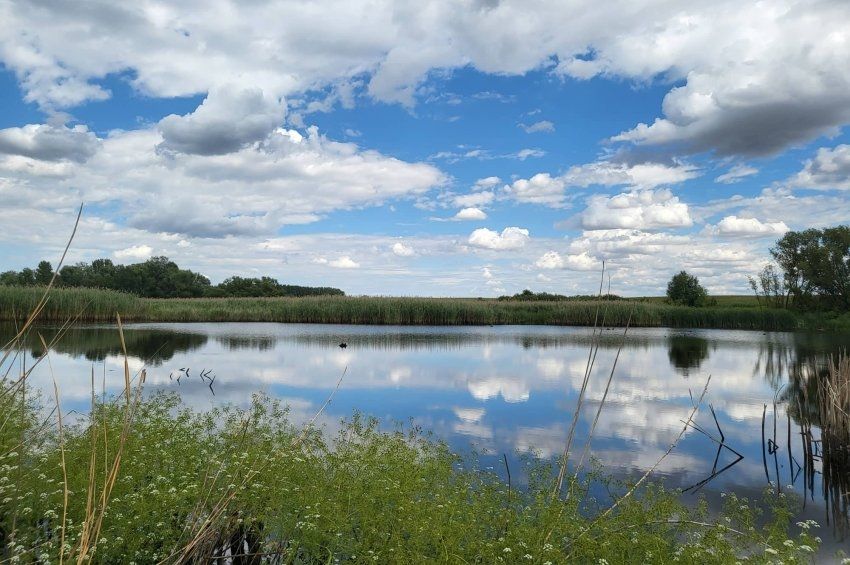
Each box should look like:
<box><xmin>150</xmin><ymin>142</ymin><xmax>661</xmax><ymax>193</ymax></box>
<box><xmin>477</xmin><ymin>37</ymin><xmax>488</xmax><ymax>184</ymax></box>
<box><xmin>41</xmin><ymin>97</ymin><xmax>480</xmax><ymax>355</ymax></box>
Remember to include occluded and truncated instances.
<box><xmin>666</xmin><ymin>271</ymin><xmax>709</xmax><ymax>307</ymax></box>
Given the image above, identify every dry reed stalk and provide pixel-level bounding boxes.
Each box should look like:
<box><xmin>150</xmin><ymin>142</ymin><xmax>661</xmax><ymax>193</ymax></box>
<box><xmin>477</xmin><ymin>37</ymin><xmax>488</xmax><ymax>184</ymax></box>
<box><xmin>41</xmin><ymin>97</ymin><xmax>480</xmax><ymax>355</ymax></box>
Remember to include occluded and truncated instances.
<box><xmin>553</xmin><ymin>262</ymin><xmax>606</xmax><ymax>499</ymax></box>
<box><xmin>571</xmin><ymin>307</ymin><xmax>634</xmax><ymax>485</ymax></box>
<box><xmin>561</xmin><ymin>374</ymin><xmax>712</xmax><ymax>557</ymax></box>
<box><xmin>52</xmin><ymin>378</ymin><xmax>69</xmax><ymax>565</ymax></box>
<box><xmin>73</xmin><ymin>314</ymin><xmax>146</xmax><ymax>563</ymax></box>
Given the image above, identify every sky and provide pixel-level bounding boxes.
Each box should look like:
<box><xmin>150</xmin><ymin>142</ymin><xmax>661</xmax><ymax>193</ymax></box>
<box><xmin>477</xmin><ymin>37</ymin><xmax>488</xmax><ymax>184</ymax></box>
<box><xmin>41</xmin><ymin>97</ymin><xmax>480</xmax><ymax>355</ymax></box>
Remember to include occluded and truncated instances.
<box><xmin>0</xmin><ymin>0</ymin><xmax>849</xmax><ymax>297</ymax></box>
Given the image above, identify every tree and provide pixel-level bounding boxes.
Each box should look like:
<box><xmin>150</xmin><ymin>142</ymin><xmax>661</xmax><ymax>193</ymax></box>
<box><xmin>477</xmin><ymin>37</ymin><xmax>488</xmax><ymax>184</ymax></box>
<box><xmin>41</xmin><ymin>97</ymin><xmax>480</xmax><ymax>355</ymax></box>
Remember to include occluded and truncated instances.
<box><xmin>35</xmin><ymin>261</ymin><xmax>53</xmax><ymax>285</ymax></box>
<box><xmin>771</xmin><ymin>226</ymin><xmax>850</xmax><ymax>310</ymax></box>
<box><xmin>747</xmin><ymin>264</ymin><xmax>787</xmax><ymax>309</ymax></box>
<box><xmin>666</xmin><ymin>271</ymin><xmax>708</xmax><ymax>307</ymax></box>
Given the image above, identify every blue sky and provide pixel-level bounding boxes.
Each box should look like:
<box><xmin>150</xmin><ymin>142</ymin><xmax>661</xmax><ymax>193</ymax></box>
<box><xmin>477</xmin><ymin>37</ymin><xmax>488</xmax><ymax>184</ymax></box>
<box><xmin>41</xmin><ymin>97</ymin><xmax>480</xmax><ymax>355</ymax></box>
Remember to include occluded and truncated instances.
<box><xmin>1</xmin><ymin>1</ymin><xmax>849</xmax><ymax>296</ymax></box>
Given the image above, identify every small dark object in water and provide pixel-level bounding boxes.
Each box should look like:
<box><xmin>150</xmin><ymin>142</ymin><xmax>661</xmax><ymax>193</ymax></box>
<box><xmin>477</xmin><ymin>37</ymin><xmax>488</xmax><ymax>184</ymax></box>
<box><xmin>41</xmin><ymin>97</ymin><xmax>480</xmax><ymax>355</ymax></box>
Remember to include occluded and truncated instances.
<box><xmin>339</xmin><ymin>342</ymin><xmax>348</xmax><ymax>348</ymax></box>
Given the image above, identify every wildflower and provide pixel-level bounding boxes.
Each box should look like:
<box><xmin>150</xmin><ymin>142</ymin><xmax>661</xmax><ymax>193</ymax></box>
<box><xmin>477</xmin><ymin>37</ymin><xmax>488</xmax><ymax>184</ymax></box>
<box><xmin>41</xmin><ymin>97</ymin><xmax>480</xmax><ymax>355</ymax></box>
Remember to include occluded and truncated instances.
<box><xmin>765</xmin><ymin>548</ymin><xmax>778</xmax><ymax>555</ymax></box>
<box><xmin>503</xmin><ymin>547</ymin><xmax>512</xmax><ymax>553</ymax></box>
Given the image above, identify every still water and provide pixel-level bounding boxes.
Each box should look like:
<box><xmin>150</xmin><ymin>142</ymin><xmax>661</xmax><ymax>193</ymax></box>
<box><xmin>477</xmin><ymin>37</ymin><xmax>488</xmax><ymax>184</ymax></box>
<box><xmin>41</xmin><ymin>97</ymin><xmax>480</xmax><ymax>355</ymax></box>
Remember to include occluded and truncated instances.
<box><xmin>3</xmin><ymin>323</ymin><xmax>849</xmax><ymax>550</ymax></box>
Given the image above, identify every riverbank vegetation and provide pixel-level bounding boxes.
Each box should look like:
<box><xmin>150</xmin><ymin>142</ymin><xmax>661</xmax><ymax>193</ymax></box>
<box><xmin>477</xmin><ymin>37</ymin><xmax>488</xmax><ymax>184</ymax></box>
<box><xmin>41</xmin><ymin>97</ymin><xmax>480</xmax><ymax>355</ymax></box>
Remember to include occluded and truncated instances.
<box><xmin>0</xmin><ymin>357</ymin><xmax>823</xmax><ymax>563</ymax></box>
<box><xmin>0</xmin><ymin>286</ymin><xmax>808</xmax><ymax>330</ymax></box>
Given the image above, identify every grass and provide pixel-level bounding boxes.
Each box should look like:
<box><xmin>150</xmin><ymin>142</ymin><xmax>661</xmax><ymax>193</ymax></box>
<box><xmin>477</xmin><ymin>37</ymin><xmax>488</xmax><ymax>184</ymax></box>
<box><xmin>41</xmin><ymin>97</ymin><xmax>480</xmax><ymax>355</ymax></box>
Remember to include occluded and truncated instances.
<box><xmin>0</xmin><ymin>286</ymin><xmax>808</xmax><ymax>331</ymax></box>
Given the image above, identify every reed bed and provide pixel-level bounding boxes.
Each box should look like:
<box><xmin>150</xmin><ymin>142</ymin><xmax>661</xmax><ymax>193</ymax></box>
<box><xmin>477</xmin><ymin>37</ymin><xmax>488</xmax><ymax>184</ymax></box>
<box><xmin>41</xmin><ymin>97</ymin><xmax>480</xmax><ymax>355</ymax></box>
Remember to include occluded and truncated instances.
<box><xmin>818</xmin><ymin>353</ymin><xmax>850</xmax><ymax>536</ymax></box>
<box><xmin>0</xmin><ymin>286</ymin><xmax>142</xmax><ymax>323</ymax></box>
<box><xmin>0</xmin><ymin>287</ymin><xmax>802</xmax><ymax>330</ymax></box>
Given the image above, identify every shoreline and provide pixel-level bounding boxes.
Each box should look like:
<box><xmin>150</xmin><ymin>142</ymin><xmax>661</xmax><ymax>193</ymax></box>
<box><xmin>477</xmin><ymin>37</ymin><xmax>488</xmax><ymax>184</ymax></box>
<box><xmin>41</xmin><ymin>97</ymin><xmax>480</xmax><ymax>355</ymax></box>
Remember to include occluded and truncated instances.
<box><xmin>3</xmin><ymin>285</ymin><xmax>845</xmax><ymax>331</ymax></box>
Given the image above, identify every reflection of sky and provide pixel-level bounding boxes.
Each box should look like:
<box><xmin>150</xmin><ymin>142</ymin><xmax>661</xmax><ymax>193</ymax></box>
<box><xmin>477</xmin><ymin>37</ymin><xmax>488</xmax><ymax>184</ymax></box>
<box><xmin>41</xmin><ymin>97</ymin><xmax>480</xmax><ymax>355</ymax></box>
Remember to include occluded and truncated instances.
<box><xmin>3</xmin><ymin>323</ymin><xmax>848</xmax><ymax>549</ymax></box>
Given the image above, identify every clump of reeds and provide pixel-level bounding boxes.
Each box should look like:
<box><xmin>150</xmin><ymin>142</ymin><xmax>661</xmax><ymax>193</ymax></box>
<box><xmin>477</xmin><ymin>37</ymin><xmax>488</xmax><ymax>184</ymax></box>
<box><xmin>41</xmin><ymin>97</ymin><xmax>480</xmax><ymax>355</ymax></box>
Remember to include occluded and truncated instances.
<box><xmin>818</xmin><ymin>352</ymin><xmax>850</xmax><ymax>536</ymax></box>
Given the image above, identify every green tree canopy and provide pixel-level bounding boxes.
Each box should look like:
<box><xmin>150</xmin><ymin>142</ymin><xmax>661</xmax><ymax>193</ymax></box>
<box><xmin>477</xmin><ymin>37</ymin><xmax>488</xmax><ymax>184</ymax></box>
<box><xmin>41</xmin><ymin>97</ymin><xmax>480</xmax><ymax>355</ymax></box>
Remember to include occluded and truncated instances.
<box><xmin>666</xmin><ymin>271</ymin><xmax>708</xmax><ymax>307</ymax></box>
<box><xmin>0</xmin><ymin>257</ymin><xmax>344</xmax><ymax>298</ymax></box>
<box><xmin>771</xmin><ymin>226</ymin><xmax>850</xmax><ymax>311</ymax></box>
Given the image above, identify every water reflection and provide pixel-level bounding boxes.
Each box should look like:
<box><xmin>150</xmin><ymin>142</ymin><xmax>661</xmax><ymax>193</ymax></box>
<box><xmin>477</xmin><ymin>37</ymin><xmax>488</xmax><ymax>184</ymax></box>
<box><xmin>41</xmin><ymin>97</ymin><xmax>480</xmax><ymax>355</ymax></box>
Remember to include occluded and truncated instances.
<box><xmin>667</xmin><ymin>335</ymin><xmax>711</xmax><ymax>376</ymax></box>
<box><xmin>3</xmin><ymin>324</ymin><xmax>207</xmax><ymax>366</ymax></box>
<box><xmin>2</xmin><ymin>322</ymin><xmax>848</xmax><ymax>549</ymax></box>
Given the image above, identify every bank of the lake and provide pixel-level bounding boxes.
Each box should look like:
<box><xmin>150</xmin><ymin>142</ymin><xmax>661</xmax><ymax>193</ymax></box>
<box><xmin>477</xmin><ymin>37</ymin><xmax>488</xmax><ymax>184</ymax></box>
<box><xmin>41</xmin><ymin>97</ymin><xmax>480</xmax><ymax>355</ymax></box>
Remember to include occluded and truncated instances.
<box><xmin>3</xmin><ymin>285</ymin><xmax>848</xmax><ymax>331</ymax></box>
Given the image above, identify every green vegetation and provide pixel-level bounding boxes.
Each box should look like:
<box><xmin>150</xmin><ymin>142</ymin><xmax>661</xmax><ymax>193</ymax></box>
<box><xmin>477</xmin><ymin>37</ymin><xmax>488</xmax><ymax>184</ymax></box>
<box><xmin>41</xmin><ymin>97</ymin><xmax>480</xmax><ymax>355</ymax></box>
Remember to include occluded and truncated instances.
<box><xmin>0</xmin><ymin>286</ymin><xmax>806</xmax><ymax>330</ymax></box>
<box><xmin>666</xmin><ymin>271</ymin><xmax>710</xmax><ymax>307</ymax></box>
<box><xmin>0</xmin><ymin>385</ymin><xmax>822</xmax><ymax>563</ymax></box>
<box><xmin>499</xmin><ymin>289</ymin><xmax>623</xmax><ymax>301</ymax></box>
<box><xmin>770</xmin><ymin>226</ymin><xmax>850</xmax><ymax>311</ymax></box>
<box><xmin>0</xmin><ymin>256</ymin><xmax>343</xmax><ymax>298</ymax></box>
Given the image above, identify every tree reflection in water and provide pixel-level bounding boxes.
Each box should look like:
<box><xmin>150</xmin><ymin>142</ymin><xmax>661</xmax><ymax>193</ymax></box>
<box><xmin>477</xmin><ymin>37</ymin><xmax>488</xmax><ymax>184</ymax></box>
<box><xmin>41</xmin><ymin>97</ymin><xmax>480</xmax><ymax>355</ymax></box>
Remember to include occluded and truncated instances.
<box><xmin>666</xmin><ymin>334</ymin><xmax>711</xmax><ymax>376</ymax></box>
<box><xmin>781</xmin><ymin>349</ymin><xmax>850</xmax><ymax>540</ymax></box>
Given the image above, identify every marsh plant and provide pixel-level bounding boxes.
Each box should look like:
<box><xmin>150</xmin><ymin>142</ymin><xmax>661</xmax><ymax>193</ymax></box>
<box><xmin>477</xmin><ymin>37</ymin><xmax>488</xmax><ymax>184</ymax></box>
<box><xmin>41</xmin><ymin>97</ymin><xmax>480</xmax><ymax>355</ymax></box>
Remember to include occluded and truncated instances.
<box><xmin>0</xmin><ymin>286</ymin><xmax>802</xmax><ymax>331</ymax></box>
<box><xmin>0</xmin><ymin>383</ymin><xmax>823</xmax><ymax>563</ymax></box>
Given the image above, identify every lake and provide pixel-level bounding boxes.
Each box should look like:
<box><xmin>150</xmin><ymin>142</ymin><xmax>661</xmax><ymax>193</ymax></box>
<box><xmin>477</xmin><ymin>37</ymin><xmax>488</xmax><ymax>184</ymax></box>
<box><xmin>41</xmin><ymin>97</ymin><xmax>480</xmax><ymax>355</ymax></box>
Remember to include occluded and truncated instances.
<box><xmin>3</xmin><ymin>322</ymin><xmax>848</xmax><ymax>552</ymax></box>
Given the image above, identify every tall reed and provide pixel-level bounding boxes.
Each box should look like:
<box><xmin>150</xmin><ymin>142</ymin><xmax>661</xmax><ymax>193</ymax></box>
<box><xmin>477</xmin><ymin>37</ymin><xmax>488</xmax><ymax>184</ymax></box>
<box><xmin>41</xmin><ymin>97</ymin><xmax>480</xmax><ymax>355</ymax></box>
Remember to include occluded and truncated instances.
<box><xmin>0</xmin><ymin>287</ymin><xmax>801</xmax><ymax>330</ymax></box>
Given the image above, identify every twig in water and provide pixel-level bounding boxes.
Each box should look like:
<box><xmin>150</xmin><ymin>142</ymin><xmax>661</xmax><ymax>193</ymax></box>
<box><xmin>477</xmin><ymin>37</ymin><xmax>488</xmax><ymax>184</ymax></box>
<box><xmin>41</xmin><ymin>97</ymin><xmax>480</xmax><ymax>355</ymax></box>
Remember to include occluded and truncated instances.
<box><xmin>564</xmin><ymin>375</ymin><xmax>713</xmax><ymax>555</ymax></box>
<box><xmin>503</xmin><ymin>453</ymin><xmax>512</xmax><ymax>503</ymax></box>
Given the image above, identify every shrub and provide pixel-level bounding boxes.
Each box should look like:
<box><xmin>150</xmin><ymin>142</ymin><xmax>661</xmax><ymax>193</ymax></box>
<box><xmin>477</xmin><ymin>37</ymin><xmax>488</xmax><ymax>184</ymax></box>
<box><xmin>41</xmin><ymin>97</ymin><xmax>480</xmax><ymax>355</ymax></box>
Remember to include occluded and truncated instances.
<box><xmin>666</xmin><ymin>271</ymin><xmax>709</xmax><ymax>307</ymax></box>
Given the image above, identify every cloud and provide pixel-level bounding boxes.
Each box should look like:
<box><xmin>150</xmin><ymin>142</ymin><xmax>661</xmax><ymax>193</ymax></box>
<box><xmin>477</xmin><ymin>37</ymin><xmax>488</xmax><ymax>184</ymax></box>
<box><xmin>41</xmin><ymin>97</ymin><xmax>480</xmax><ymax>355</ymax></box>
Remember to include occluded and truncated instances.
<box><xmin>391</xmin><ymin>242</ymin><xmax>415</xmax><ymax>256</ymax></box>
<box><xmin>711</xmin><ymin>215</ymin><xmax>789</xmax><ymax>237</ymax></box>
<box><xmin>468</xmin><ymin>227</ymin><xmax>530</xmax><ymax>250</ymax></box>
<box><xmin>454</xmin><ymin>207</ymin><xmax>487</xmax><ymax>221</ymax></box>
<box><xmin>11</xmin><ymin>125</ymin><xmax>445</xmax><ymax>239</ymax></box>
<box><xmin>319</xmin><ymin>256</ymin><xmax>359</xmax><ymax>268</ymax></box>
<box><xmin>0</xmin><ymin>124</ymin><xmax>99</xmax><ymax>162</ymax></box>
<box><xmin>157</xmin><ymin>85</ymin><xmax>286</xmax><ymax>155</ymax></box>
<box><xmin>581</xmin><ymin>189</ymin><xmax>693</xmax><ymax>230</ymax></box>
<box><xmin>535</xmin><ymin>251</ymin><xmax>601</xmax><ymax>271</ymax></box>
<box><xmin>113</xmin><ymin>244</ymin><xmax>153</xmax><ymax>260</ymax></box>
<box><xmin>474</xmin><ymin>176</ymin><xmax>501</xmax><ymax>189</ymax></box>
<box><xmin>715</xmin><ymin>164</ymin><xmax>758</xmax><ymax>184</ymax></box>
<box><xmin>505</xmin><ymin>161</ymin><xmax>699</xmax><ymax>208</ymax></box>
<box><xmin>453</xmin><ymin>191</ymin><xmax>494</xmax><ymax>208</ymax></box>
<box><xmin>515</xmin><ymin>148</ymin><xmax>545</xmax><ymax>160</ymax></box>
<box><xmin>3</xmin><ymin>1</ymin><xmax>850</xmax><ymax>159</ymax></box>
<box><xmin>504</xmin><ymin>173</ymin><xmax>567</xmax><ymax>207</ymax></box>
<box><xmin>519</xmin><ymin>120</ymin><xmax>554</xmax><ymax>133</ymax></box>
<box><xmin>562</xmin><ymin>161</ymin><xmax>700</xmax><ymax>189</ymax></box>
<box><xmin>788</xmin><ymin>145</ymin><xmax>850</xmax><ymax>190</ymax></box>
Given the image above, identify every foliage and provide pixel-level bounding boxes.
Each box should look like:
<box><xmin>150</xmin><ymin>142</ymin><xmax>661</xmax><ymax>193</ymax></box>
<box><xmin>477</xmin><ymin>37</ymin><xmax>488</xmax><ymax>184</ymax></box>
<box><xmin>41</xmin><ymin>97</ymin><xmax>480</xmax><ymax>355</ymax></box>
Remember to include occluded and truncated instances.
<box><xmin>771</xmin><ymin>226</ymin><xmax>850</xmax><ymax>311</ymax></box>
<box><xmin>0</xmin><ymin>388</ymin><xmax>823</xmax><ymax>564</ymax></box>
<box><xmin>0</xmin><ymin>287</ymin><xmax>804</xmax><ymax>330</ymax></box>
<box><xmin>499</xmin><ymin>289</ymin><xmax>623</xmax><ymax>302</ymax></box>
<box><xmin>666</xmin><ymin>271</ymin><xmax>709</xmax><ymax>307</ymax></box>
<box><xmin>748</xmin><ymin>264</ymin><xmax>788</xmax><ymax>309</ymax></box>
<box><xmin>210</xmin><ymin>275</ymin><xmax>344</xmax><ymax>298</ymax></box>
<box><xmin>1</xmin><ymin>257</ymin><xmax>344</xmax><ymax>298</ymax></box>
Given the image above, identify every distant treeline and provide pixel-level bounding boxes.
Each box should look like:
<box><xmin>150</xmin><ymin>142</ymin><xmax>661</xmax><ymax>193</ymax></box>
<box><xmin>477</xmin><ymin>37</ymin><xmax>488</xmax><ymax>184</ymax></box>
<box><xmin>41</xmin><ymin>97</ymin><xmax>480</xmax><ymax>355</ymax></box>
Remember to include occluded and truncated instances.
<box><xmin>0</xmin><ymin>256</ymin><xmax>344</xmax><ymax>298</ymax></box>
<box><xmin>499</xmin><ymin>289</ymin><xmax>623</xmax><ymax>302</ymax></box>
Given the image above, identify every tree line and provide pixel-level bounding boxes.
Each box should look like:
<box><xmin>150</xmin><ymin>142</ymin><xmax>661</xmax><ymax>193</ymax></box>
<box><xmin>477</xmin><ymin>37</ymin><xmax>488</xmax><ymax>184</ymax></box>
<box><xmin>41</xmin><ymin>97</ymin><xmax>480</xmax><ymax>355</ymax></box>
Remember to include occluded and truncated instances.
<box><xmin>668</xmin><ymin>224</ymin><xmax>849</xmax><ymax>311</ymax></box>
<box><xmin>0</xmin><ymin>256</ymin><xmax>345</xmax><ymax>299</ymax></box>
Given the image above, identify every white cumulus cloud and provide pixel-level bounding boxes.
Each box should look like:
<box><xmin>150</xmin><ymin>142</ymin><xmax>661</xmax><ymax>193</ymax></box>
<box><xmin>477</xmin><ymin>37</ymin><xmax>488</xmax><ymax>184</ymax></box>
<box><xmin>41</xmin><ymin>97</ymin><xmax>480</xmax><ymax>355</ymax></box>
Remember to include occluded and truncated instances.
<box><xmin>535</xmin><ymin>251</ymin><xmax>601</xmax><ymax>271</ymax></box>
<box><xmin>581</xmin><ymin>189</ymin><xmax>693</xmax><ymax>231</ymax></box>
<box><xmin>391</xmin><ymin>242</ymin><xmax>415</xmax><ymax>256</ymax></box>
<box><xmin>468</xmin><ymin>227</ymin><xmax>530</xmax><ymax>251</ymax></box>
<box><xmin>113</xmin><ymin>245</ymin><xmax>153</xmax><ymax>260</ymax></box>
<box><xmin>454</xmin><ymin>207</ymin><xmax>487</xmax><ymax>221</ymax></box>
<box><xmin>713</xmin><ymin>216</ymin><xmax>790</xmax><ymax>237</ymax></box>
